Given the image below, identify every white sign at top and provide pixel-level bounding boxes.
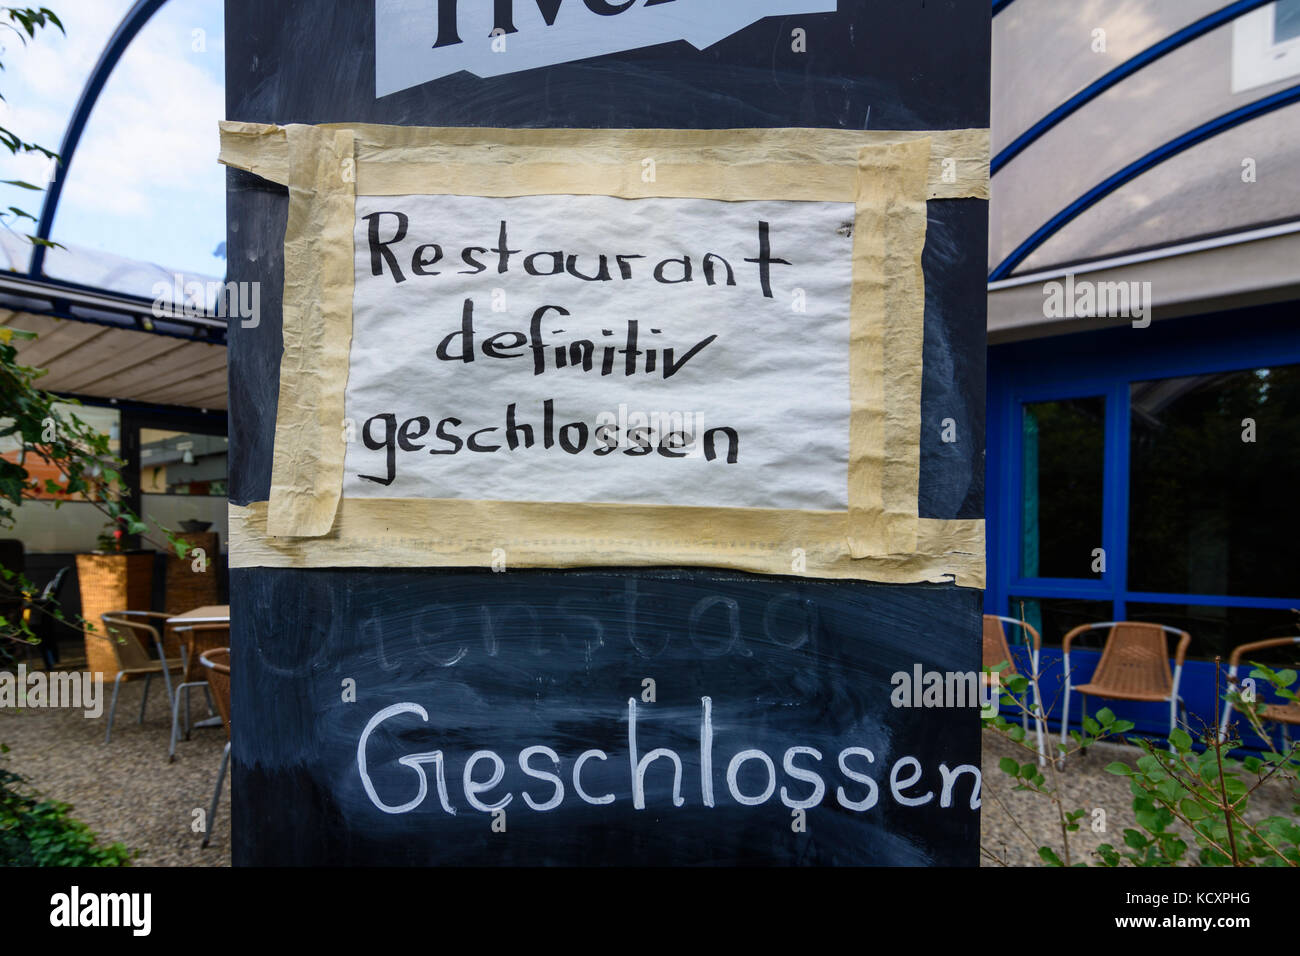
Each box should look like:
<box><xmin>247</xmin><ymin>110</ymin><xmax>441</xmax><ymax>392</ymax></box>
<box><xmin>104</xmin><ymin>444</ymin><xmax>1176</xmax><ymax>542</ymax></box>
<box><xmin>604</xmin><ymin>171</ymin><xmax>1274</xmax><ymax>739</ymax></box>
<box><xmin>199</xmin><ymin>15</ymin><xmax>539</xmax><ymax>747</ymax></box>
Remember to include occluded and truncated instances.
<box><xmin>375</xmin><ymin>0</ymin><xmax>839</xmax><ymax>97</ymax></box>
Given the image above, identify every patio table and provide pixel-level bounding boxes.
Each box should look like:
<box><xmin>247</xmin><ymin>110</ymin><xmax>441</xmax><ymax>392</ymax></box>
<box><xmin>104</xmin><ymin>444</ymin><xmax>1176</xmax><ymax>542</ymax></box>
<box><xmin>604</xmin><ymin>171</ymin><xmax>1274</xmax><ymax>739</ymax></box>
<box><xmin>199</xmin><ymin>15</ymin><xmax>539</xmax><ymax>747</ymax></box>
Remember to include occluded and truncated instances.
<box><xmin>166</xmin><ymin>605</ymin><xmax>231</xmax><ymax>738</ymax></box>
<box><xmin>167</xmin><ymin>605</ymin><xmax>230</xmax><ymax>626</ymax></box>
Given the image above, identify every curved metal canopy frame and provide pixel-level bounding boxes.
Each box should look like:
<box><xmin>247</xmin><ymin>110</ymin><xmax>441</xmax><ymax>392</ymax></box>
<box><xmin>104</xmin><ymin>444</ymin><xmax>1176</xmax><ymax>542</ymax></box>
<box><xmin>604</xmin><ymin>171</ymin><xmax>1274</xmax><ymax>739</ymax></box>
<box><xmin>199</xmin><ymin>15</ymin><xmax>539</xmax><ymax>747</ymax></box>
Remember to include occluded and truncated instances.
<box><xmin>989</xmin><ymin>81</ymin><xmax>1300</xmax><ymax>280</ymax></box>
<box><xmin>992</xmin><ymin>0</ymin><xmax>1273</xmax><ymax>174</ymax></box>
<box><xmin>28</xmin><ymin>0</ymin><xmax>169</xmax><ymax>278</ymax></box>
<box><xmin>3</xmin><ymin>0</ymin><xmax>221</xmax><ymax>341</ymax></box>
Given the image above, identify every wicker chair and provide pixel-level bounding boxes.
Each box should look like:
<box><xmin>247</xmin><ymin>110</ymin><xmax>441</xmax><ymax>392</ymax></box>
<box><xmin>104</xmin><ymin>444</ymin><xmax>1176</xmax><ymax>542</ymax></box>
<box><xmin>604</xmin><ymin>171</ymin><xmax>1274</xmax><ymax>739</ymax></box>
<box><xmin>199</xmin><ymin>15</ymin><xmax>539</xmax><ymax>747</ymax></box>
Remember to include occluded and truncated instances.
<box><xmin>97</xmin><ymin>612</ymin><xmax>184</xmax><ymax>744</ymax></box>
<box><xmin>983</xmin><ymin>614</ymin><xmax>1046</xmax><ymax>764</ymax></box>
<box><xmin>1059</xmin><ymin>621</ymin><xmax>1191</xmax><ymax>762</ymax></box>
<box><xmin>168</xmin><ymin>623</ymin><xmax>230</xmax><ymax>762</ymax></box>
<box><xmin>199</xmin><ymin>647</ymin><xmax>231</xmax><ymax>848</ymax></box>
<box><xmin>1218</xmin><ymin>636</ymin><xmax>1300</xmax><ymax>742</ymax></box>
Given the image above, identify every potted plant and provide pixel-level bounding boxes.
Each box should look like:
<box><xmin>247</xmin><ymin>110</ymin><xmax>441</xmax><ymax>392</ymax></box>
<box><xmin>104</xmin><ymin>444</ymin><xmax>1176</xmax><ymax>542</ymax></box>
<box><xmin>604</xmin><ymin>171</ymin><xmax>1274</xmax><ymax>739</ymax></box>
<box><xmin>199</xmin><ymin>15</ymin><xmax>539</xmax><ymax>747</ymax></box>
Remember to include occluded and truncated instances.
<box><xmin>165</xmin><ymin>521</ymin><xmax>218</xmax><ymax>611</ymax></box>
<box><xmin>74</xmin><ymin>518</ymin><xmax>156</xmax><ymax>675</ymax></box>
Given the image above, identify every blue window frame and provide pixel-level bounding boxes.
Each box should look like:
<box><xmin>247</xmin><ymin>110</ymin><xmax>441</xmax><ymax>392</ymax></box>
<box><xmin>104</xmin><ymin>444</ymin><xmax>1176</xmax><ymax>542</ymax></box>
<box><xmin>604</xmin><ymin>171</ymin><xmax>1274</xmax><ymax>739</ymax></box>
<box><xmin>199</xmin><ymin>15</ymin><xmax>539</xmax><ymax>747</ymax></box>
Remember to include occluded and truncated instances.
<box><xmin>986</xmin><ymin>303</ymin><xmax>1300</xmax><ymax>747</ymax></box>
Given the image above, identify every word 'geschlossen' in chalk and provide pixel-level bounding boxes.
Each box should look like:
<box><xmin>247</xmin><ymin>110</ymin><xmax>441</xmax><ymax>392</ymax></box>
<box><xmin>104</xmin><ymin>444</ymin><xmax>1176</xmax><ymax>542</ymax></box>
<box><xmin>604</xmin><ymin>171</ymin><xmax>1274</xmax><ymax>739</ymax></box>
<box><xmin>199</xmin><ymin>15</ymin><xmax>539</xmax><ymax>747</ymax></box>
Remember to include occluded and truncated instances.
<box><xmin>357</xmin><ymin>696</ymin><xmax>981</xmax><ymax>816</ymax></box>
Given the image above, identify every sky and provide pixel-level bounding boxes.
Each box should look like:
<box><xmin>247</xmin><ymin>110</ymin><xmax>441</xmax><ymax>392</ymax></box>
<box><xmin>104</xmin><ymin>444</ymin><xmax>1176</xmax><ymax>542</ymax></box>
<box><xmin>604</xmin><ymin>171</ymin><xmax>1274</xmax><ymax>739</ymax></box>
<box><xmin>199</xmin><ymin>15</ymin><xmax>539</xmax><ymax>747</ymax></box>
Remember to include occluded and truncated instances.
<box><xmin>0</xmin><ymin>0</ymin><xmax>225</xmax><ymax>285</ymax></box>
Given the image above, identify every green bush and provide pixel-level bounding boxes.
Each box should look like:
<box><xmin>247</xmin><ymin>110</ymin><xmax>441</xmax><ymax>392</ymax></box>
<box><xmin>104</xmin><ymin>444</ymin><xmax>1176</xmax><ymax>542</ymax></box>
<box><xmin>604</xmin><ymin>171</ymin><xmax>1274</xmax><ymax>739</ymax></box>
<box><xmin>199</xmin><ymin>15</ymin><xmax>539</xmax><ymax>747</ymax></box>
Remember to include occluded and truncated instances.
<box><xmin>0</xmin><ymin>751</ymin><xmax>134</xmax><ymax>866</ymax></box>
<box><xmin>982</xmin><ymin>653</ymin><xmax>1300</xmax><ymax>867</ymax></box>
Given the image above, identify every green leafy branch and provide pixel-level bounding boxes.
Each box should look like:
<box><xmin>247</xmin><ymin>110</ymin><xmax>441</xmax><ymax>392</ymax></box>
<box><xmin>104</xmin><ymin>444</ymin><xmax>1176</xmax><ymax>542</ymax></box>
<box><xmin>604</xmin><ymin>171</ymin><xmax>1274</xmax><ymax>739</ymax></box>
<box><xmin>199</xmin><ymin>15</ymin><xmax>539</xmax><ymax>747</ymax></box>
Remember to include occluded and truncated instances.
<box><xmin>984</xmin><ymin>638</ymin><xmax>1300</xmax><ymax>867</ymax></box>
<box><xmin>0</xmin><ymin>7</ymin><xmax>65</xmax><ymax>248</ymax></box>
<box><xmin>1</xmin><ymin>336</ymin><xmax>192</xmax><ymax>649</ymax></box>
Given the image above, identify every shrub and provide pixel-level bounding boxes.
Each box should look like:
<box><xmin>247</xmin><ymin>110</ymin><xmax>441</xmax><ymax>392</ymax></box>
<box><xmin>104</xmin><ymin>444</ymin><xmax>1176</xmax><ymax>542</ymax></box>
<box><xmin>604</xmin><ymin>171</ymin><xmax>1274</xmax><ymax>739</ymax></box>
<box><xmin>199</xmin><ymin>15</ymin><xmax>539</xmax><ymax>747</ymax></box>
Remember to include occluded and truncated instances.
<box><xmin>0</xmin><ymin>748</ymin><xmax>134</xmax><ymax>866</ymax></box>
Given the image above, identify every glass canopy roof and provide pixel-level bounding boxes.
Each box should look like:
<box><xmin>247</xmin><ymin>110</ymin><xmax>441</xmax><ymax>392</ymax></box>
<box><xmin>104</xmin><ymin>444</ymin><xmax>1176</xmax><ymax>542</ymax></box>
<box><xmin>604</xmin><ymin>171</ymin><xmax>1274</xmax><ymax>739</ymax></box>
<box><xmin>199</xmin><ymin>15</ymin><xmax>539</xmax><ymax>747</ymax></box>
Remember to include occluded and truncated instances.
<box><xmin>3</xmin><ymin>1</ymin><xmax>1297</xmax><ymax>307</ymax></box>
<box><xmin>991</xmin><ymin>0</ymin><xmax>1300</xmax><ymax>280</ymax></box>
<box><xmin>0</xmin><ymin>0</ymin><xmax>224</xmax><ymax>296</ymax></box>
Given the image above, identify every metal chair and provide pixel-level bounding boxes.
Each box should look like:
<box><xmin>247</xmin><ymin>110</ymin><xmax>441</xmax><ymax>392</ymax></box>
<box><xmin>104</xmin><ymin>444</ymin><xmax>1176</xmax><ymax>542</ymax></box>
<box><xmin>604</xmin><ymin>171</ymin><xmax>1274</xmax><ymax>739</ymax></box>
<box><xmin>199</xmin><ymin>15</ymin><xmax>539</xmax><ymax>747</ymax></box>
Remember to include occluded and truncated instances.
<box><xmin>1059</xmin><ymin>621</ymin><xmax>1191</xmax><ymax>761</ymax></box>
<box><xmin>168</xmin><ymin>622</ymin><xmax>229</xmax><ymax>762</ymax></box>
<box><xmin>199</xmin><ymin>647</ymin><xmax>231</xmax><ymax>848</ymax></box>
<box><xmin>96</xmin><ymin>611</ymin><xmax>184</xmax><ymax>743</ymax></box>
<box><xmin>1218</xmin><ymin>635</ymin><xmax>1300</xmax><ymax>743</ymax></box>
<box><xmin>983</xmin><ymin>614</ymin><xmax>1046</xmax><ymax>764</ymax></box>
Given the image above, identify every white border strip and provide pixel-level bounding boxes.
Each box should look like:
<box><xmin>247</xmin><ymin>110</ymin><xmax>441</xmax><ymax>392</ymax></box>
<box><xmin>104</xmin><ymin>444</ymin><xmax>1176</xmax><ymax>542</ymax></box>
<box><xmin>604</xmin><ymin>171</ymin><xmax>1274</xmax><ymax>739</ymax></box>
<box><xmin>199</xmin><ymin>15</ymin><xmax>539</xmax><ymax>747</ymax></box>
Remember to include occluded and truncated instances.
<box><xmin>988</xmin><ymin>220</ymin><xmax>1300</xmax><ymax>292</ymax></box>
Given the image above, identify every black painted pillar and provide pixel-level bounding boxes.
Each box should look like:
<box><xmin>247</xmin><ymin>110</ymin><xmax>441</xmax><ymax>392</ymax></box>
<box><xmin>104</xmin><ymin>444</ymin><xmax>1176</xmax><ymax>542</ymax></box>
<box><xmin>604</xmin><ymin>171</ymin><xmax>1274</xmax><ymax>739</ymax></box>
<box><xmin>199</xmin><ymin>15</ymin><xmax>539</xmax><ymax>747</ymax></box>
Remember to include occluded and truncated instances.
<box><xmin>225</xmin><ymin>0</ymin><xmax>989</xmax><ymax>866</ymax></box>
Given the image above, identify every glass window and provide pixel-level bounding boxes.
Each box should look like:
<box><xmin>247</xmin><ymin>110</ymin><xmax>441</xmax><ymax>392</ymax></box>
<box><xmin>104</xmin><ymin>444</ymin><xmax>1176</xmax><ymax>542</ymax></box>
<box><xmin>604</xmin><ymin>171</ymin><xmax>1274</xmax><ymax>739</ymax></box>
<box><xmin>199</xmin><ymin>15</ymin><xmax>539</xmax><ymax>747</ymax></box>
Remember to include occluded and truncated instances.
<box><xmin>1021</xmin><ymin>397</ymin><xmax>1105</xmax><ymax>579</ymax></box>
<box><xmin>139</xmin><ymin>427</ymin><xmax>228</xmax><ymax>550</ymax></box>
<box><xmin>1127</xmin><ymin>603</ymin><xmax>1300</xmax><ymax>663</ymax></box>
<box><xmin>0</xmin><ymin>402</ymin><xmax>120</xmax><ymax>497</ymax></box>
<box><xmin>139</xmin><ymin>428</ymin><xmax>227</xmax><ymax>497</ymax></box>
<box><xmin>1009</xmin><ymin>596</ymin><xmax>1113</xmax><ymax>648</ymax></box>
<box><xmin>1233</xmin><ymin>0</ymin><xmax>1300</xmax><ymax>92</ymax></box>
<box><xmin>1276</xmin><ymin>0</ymin><xmax>1300</xmax><ymax>44</ymax></box>
<box><xmin>1129</xmin><ymin>365</ymin><xmax>1300</xmax><ymax>598</ymax></box>
<box><xmin>0</xmin><ymin>402</ymin><xmax>121</xmax><ymax>553</ymax></box>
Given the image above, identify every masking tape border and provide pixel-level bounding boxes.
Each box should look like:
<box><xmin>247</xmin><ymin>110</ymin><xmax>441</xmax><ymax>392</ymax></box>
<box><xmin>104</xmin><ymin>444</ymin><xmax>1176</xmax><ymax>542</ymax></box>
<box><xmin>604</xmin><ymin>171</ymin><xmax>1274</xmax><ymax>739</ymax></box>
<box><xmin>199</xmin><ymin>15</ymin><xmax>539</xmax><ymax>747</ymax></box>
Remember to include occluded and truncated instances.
<box><xmin>220</xmin><ymin>122</ymin><xmax>988</xmax><ymax>585</ymax></box>
<box><xmin>846</xmin><ymin>138</ymin><xmax>928</xmax><ymax>558</ymax></box>
<box><xmin>230</xmin><ymin>500</ymin><xmax>985</xmax><ymax>589</ymax></box>
<box><xmin>264</xmin><ymin>124</ymin><xmax>355</xmax><ymax>537</ymax></box>
<box><xmin>219</xmin><ymin>121</ymin><xmax>990</xmax><ymax>200</ymax></box>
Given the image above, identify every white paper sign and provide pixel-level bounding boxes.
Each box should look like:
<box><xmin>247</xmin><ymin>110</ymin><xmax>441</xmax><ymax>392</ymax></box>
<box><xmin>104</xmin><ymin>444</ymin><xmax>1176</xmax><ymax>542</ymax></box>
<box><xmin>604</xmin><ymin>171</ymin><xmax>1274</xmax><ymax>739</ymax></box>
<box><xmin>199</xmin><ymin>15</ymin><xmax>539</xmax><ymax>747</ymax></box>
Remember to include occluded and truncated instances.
<box><xmin>375</xmin><ymin>0</ymin><xmax>839</xmax><ymax>96</ymax></box>
<box><xmin>343</xmin><ymin>193</ymin><xmax>853</xmax><ymax>511</ymax></box>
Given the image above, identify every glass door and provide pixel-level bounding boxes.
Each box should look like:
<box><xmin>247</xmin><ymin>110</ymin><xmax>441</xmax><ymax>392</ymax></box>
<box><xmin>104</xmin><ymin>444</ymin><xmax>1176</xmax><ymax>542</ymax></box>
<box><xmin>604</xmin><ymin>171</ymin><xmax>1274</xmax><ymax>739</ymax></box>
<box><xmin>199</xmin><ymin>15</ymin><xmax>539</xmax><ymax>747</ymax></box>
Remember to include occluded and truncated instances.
<box><xmin>1009</xmin><ymin>388</ymin><xmax>1121</xmax><ymax>648</ymax></box>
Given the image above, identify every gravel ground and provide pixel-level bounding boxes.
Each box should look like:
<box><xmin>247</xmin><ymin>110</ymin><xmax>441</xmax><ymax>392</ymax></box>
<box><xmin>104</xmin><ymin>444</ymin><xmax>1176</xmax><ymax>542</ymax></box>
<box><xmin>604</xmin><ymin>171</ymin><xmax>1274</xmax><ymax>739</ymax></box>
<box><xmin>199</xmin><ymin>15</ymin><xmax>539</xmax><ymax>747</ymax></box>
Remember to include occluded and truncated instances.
<box><xmin>1</xmin><ymin>668</ymin><xmax>231</xmax><ymax>867</ymax></box>
<box><xmin>980</xmin><ymin>728</ymin><xmax>1298</xmax><ymax>867</ymax></box>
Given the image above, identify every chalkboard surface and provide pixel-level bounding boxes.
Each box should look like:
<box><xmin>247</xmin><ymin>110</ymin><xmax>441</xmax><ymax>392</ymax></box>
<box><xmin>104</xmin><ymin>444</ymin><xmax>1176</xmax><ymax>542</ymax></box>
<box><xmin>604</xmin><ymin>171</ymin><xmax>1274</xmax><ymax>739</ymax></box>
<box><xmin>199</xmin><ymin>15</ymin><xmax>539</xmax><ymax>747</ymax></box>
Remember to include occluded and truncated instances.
<box><xmin>234</xmin><ymin>568</ymin><xmax>982</xmax><ymax>865</ymax></box>
<box><xmin>225</xmin><ymin>0</ymin><xmax>990</xmax><ymax>866</ymax></box>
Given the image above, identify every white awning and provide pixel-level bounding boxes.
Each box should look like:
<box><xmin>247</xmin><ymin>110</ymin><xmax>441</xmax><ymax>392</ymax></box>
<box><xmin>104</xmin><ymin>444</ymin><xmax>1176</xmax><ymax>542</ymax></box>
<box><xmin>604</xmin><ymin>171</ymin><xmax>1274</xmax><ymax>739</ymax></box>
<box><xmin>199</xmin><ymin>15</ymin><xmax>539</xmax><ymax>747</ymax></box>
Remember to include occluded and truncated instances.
<box><xmin>3</xmin><ymin>310</ymin><xmax>226</xmax><ymax>410</ymax></box>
